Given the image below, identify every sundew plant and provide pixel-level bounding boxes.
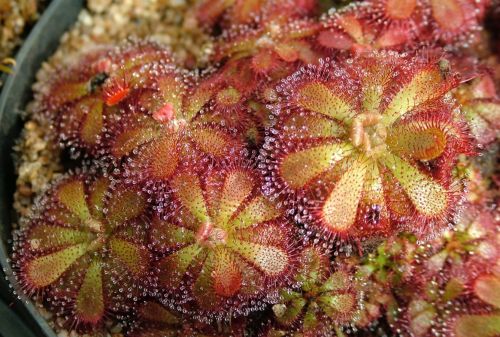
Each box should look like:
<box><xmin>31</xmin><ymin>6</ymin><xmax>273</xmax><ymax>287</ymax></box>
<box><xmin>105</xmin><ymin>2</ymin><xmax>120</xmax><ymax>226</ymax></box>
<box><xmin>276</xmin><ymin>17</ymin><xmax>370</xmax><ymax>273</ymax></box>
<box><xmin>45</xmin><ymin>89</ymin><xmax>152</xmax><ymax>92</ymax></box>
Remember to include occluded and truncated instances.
<box><xmin>10</xmin><ymin>0</ymin><xmax>500</xmax><ymax>336</ymax></box>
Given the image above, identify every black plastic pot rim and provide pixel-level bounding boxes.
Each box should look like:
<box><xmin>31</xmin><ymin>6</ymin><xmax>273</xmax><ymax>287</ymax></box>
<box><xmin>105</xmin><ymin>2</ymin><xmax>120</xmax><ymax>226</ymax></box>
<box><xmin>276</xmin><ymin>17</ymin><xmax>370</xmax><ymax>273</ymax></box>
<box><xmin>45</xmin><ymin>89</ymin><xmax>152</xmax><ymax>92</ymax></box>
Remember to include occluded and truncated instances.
<box><xmin>0</xmin><ymin>1</ymin><xmax>84</xmax><ymax>336</ymax></box>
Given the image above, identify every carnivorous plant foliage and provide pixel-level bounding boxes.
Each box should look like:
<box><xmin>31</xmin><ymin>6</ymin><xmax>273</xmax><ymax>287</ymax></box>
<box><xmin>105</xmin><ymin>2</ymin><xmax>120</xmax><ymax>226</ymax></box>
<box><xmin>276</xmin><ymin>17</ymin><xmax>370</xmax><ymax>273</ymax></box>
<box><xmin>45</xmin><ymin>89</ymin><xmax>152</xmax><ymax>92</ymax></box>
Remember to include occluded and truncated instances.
<box><xmin>10</xmin><ymin>0</ymin><xmax>499</xmax><ymax>335</ymax></box>
<box><xmin>14</xmin><ymin>173</ymin><xmax>150</xmax><ymax>327</ymax></box>
<box><xmin>260</xmin><ymin>52</ymin><xmax>472</xmax><ymax>241</ymax></box>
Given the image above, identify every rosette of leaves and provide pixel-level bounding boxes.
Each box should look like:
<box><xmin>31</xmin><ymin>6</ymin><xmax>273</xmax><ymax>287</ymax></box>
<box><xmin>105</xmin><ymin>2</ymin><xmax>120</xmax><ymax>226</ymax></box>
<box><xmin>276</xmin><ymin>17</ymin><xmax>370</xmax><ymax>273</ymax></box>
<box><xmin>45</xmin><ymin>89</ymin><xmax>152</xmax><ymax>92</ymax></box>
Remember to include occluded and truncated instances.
<box><xmin>390</xmin><ymin>206</ymin><xmax>500</xmax><ymax>337</ymax></box>
<box><xmin>150</xmin><ymin>163</ymin><xmax>296</xmax><ymax>318</ymax></box>
<box><xmin>111</xmin><ymin>60</ymin><xmax>255</xmax><ymax>194</ymax></box>
<box><xmin>315</xmin><ymin>0</ymin><xmax>490</xmax><ymax>54</ymax></box>
<box><xmin>13</xmin><ymin>173</ymin><xmax>150</xmax><ymax>328</ymax></box>
<box><xmin>272</xmin><ymin>247</ymin><xmax>359</xmax><ymax>336</ymax></box>
<box><xmin>35</xmin><ymin>42</ymin><xmax>173</xmax><ymax>157</ymax></box>
<box><xmin>261</xmin><ymin>52</ymin><xmax>472</xmax><ymax>240</ymax></box>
